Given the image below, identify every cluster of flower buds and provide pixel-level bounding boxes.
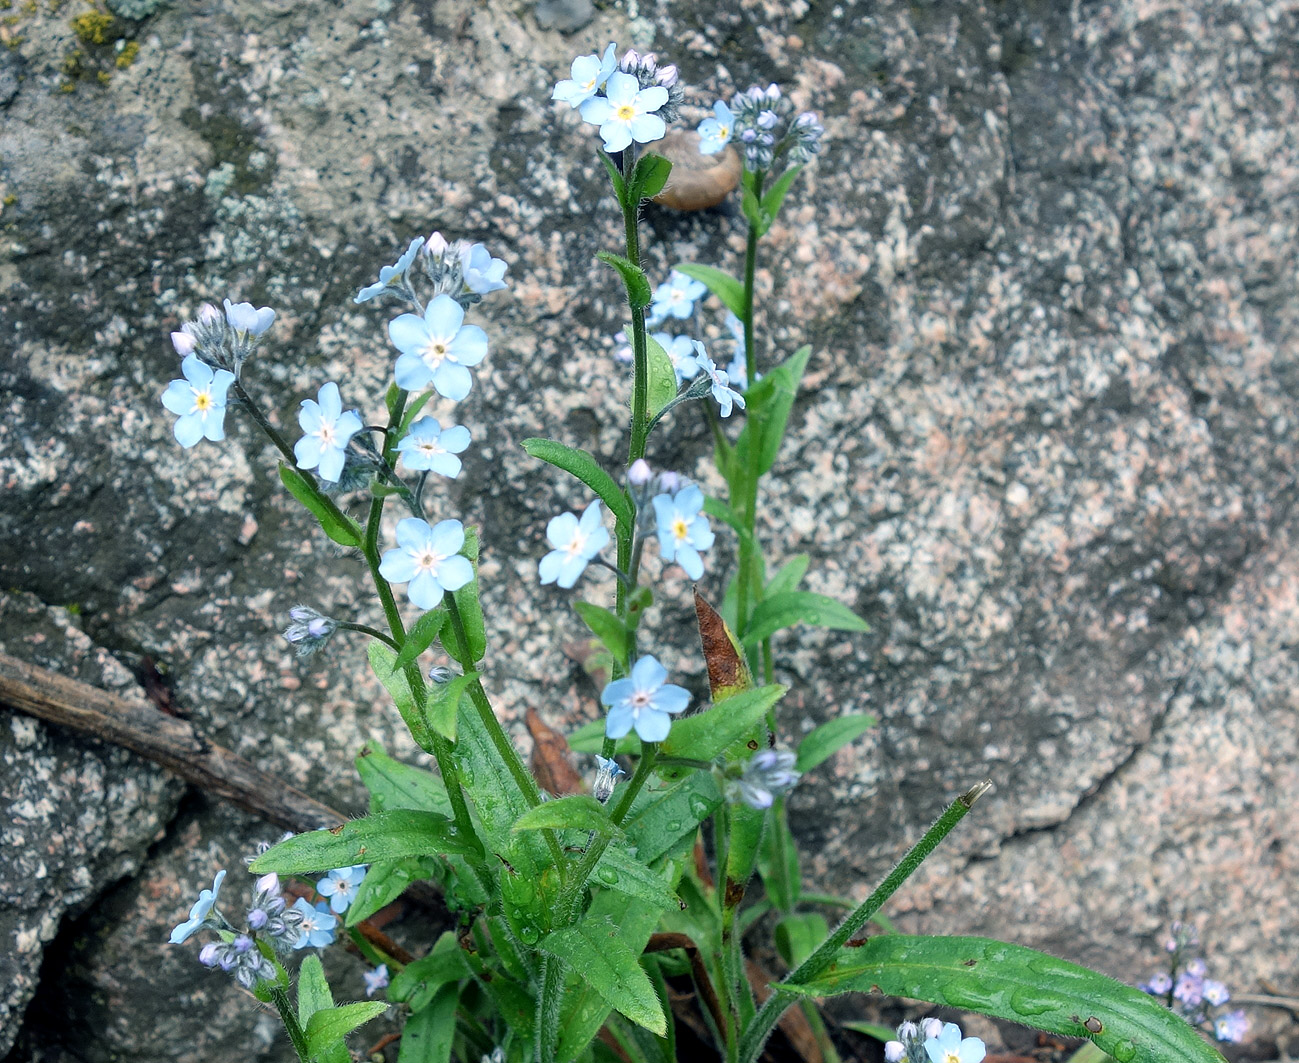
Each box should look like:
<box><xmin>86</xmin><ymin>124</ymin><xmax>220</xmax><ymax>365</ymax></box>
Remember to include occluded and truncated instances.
<box><xmin>885</xmin><ymin>1018</ymin><xmax>985</xmax><ymax>1063</ymax></box>
<box><xmin>198</xmin><ymin>933</ymin><xmax>277</xmax><ymax>990</ymax></box>
<box><xmin>282</xmin><ymin>605</ymin><xmax>339</xmax><ymax>657</ymax></box>
<box><xmin>170</xmin><ymin>298</ymin><xmax>275</xmax><ymax>378</ymax></box>
<box><xmin>726</xmin><ymin>748</ymin><xmax>801</xmax><ymax>810</ymax></box>
<box><xmin>421</xmin><ymin>232</ymin><xmax>509</xmax><ymax>308</ymax></box>
<box><xmin>698</xmin><ymin>83</ymin><xmax>824</xmax><ymax>173</ymax></box>
<box><xmin>244</xmin><ymin>872</ymin><xmax>307</xmax><ymax>953</ymax></box>
<box><xmin>592</xmin><ymin>754</ymin><xmax>626</xmax><ymax>803</ymax></box>
<box><xmin>617</xmin><ymin>48</ymin><xmax>683</xmax><ymax>123</ymax></box>
<box><xmin>1139</xmin><ymin>922</ymin><xmax>1247</xmax><ymax>1043</ymax></box>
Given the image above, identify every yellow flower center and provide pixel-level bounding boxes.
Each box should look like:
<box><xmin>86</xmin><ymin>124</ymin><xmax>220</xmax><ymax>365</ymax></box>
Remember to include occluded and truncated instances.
<box><xmin>194</xmin><ymin>390</ymin><xmax>212</xmax><ymax>412</ymax></box>
<box><xmin>616</xmin><ymin>103</ymin><xmax>636</xmax><ymax>121</ymax></box>
<box><xmin>671</xmin><ymin>517</ymin><xmax>689</xmax><ymax>541</ymax></box>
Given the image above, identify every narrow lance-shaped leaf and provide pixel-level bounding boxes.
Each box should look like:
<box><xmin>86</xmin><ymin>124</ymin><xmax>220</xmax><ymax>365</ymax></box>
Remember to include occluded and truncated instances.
<box><xmin>538</xmin><ymin>917</ymin><xmax>667</xmax><ymax>1036</ymax></box>
<box><xmin>734</xmin><ymin>345</ymin><xmax>812</xmax><ymax>478</ymax></box>
<box><xmin>743</xmin><ymin>590</ymin><xmax>869</xmax><ymax>647</ymax></box>
<box><xmin>356</xmin><ymin>741</ymin><xmax>451</xmax><ymax>816</ymax></box>
<box><xmin>522</xmin><ymin>438</ymin><xmax>633</xmax><ymax>529</ymax></box>
<box><xmin>630</xmin><ymin>152</ymin><xmax>672</xmax><ymax>201</ymax></box>
<box><xmin>573</xmin><ymin>601</ymin><xmax>631</xmax><ymax>673</ymax></box>
<box><xmin>368</xmin><ymin>642</ymin><xmax>435</xmax><ymax>754</ymax></box>
<box><xmin>673</xmin><ymin>263</ymin><xmax>745</xmax><ymax>319</ymax></box>
<box><xmin>397</xmin><ymin>983</ymin><xmax>460</xmax><ymax>1063</ymax></box>
<box><xmin>757</xmin><ymin>164</ymin><xmax>803</xmax><ymax>231</ymax></box>
<box><xmin>513</xmin><ymin>794</ymin><xmax>623</xmax><ymax>837</ymax></box>
<box><xmin>304</xmin><ymin>1002</ymin><xmax>389</xmax><ymax>1059</ymax></box>
<box><xmin>783</xmin><ymin>935</ymin><xmax>1228</xmax><ymax>1063</ymax></box>
<box><xmin>424</xmin><ymin>670</ymin><xmax>478</xmax><ymax>742</ymax></box>
<box><xmin>392</xmin><ymin>606</ymin><xmax>446</xmax><ymax>672</ymax></box>
<box><xmin>644</xmin><ymin>333</ymin><xmax>678</xmax><ymax>417</ymax></box>
<box><xmin>796</xmin><ymin>714</ymin><xmax>876</xmax><ymax>774</ymax></box>
<box><xmin>658</xmin><ymin>684</ymin><xmax>786</xmax><ymax>775</ymax></box>
<box><xmin>279</xmin><ymin>465</ymin><xmax>363</xmax><ymax>547</ymax></box>
<box><xmin>249</xmin><ymin>810</ymin><xmax>479</xmax><ymax>873</ymax></box>
<box><xmin>597</xmin><ymin>250</ymin><xmax>653</xmax><ymax>310</ymax></box>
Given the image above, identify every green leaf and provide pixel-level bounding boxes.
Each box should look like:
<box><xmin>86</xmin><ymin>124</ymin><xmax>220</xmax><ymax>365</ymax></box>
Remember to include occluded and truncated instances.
<box><xmin>397</xmin><ymin>983</ymin><xmax>459</xmax><ymax>1063</ymax></box>
<box><xmin>759</xmin><ymin>164</ymin><xmax>803</xmax><ymax>229</ymax></box>
<box><xmin>840</xmin><ymin>1021</ymin><xmax>897</xmax><ymax>1044</ymax></box>
<box><xmin>538</xmin><ymin>917</ymin><xmax>667</xmax><ymax>1036</ymax></box>
<box><xmin>345</xmin><ymin>856</ymin><xmax>439</xmax><ymax>927</ymax></box>
<box><xmin>390</xmin><ymin>932</ymin><xmax>468</xmax><ymax>1012</ymax></box>
<box><xmin>735</xmin><ymin>344</ymin><xmax>812</xmax><ymax>478</ymax></box>
<box><xmin>392</xmin><ymin>607</ymin><xmax>446</xmax><ymax>672</ymax></box>
<box><xmin>598</xmin><ymin>149</ymin><xmax>627</xmax><ymax>204</ymax></box>
<box><xmin>573</xmin><ymin>601</ymin><xmax>630</xmax><ymax>671</ymax></box>
<box><xmin>765</xmin><ymin>554</ymin><xmax>810</xmax><ymax>599</ymax></box>
<box><xmin>425</xmin><ymin>670</ymin><xmax>478</xmax><ymax>742</ymax></box>
<box><xmin>796</xmin><ymin>714</ymin><xmax>876</xmax><ymax>774</ymax></box>
<box><xmin>442</xmin><ymin>526</ymin><xmax>486</xmax><ymax>662</ymax></box>
<box><xmin>305</xmin><ymin>1002</ymin><xmax>388</xmax><ymax>1057</ymax></box>
<box><xmin>644</xmin><ymin>333</ymin><xmax>678</xmax><ymax>417</ymax></box>
<box><xmin>522</xmin><ymin>438</ymin><xmax>633</xmax><ymax>529</ymax></box>
<box><xmin>623</xmin><ymin>772</ymin><xmax>721</xmax><ymax>863</ymax></box>
<box><xmin>367</xmin><ymin>643</ymin><xmax>435</xmax><ymax>754</ymax></box>
<box><xmin>658</xmin><ymin>684</ymin><xmax>787</xmax><ymax>771</ymax></box>
<box><xmin>740</xmin><ymin>183</ymin><xmax>765</xmax><ymax>230</ymax></box>
<box><xmin>397</xmin><ymin>390</ymin><xmax>436</xmax><ymax>437</ymax></box>
<box><xmin>724</xmin><ymin>801</ymin><xmax>766</xmax><ymax>912</ymax></box>
<box><xmin>356</xmin><ymin>742</ymin><xmax>451</xmax><ymax>816</ymax></box>
<box><xmin>250</xmin><ymin>810</ymin><xmax>478</xmax><ymax>873</ymax></box>
<box><xmin>784</xmin><ymin>935</ymin><xmax>1229</xmax><ymax>1063</ymax></box>
<box><xmin>744</xmin><ymin>591</ymin><xmax>869</xmax><ymax>646</ymax></box>
<box><xmin>296</xmin><ymin>954</ymin><xmax>334</xmax><ymax>1027</ymax></box>
<box><xmin>757</xmin><ymin>814</ymin><xmax>801</xmax><ymax>911</ymax></box>
<box><xmin>774</xmin><ymin>912</ymin><xmax>829</xmax><ymax>969</ymax></box>
<box><xmin>673</xmin><ymin>263</ymin><xmax>745</xmax><ymax>319</ymax></box>
<box><xmin>385</xmin><ymin>383</ymin><xmax>402</xmax><ymax>420</ymax></box>
<box><xmin>513</xmin><ymin>794</ymin><xmax>623</xmax><ymax>838</ymax></box>
<box><xmin>367</xmin><ymin>642</ymin><xmax>435</xmax><ymax>754</ymax></box>
<box><xmin>597</xmin><ymin>250</ymin><xmax>653</xmax><ymax>310</ymax></box>
<box><xmin>593</xmin><ymin>844</ymin><xmax>681</xmax><ymax>911</ymax></box>
<box><xmin>278</xmin><ymin>465</ymin><xmax>363</xmax><ymax>547</ymax></box>
<box><xmin>630</xmin><ymin>152</ymin><xmax>672</xmax><ymax>201</ymax></box>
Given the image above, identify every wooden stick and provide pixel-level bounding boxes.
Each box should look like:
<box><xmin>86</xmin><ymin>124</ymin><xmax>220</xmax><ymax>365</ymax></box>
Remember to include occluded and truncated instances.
<box><xmin>0</xmin><ymin>649</ymin><xmax>345</xmax><ymax>832</ymax></box>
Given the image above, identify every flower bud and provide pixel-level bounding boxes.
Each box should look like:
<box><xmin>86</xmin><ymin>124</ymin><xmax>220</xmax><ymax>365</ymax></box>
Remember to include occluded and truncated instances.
<box><xmin>628</xmin><ymin>459</ymin><xmax>652</xmax><ymax>486</ymax></box>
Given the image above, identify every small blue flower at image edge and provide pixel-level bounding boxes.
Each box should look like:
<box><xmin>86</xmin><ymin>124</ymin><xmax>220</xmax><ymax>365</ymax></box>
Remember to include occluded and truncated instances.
<box><xmin>694</xmin><ymin>347</ymin><xmax>747</xmax><ymax>418</ymax></box>
<box><xmin>289</xmin><ymin>897</ymin><xmax>338</xmax><ymax>949</ymax></box>
<box><xmin>355</xmin><ymin>235</ymin><xmax>425</xmax><ymax>303</ymax></box>
<box><xmin>161</xmin><ymin>353</ymin><xmax>235</xmax><ymax>448</ymax></box>
<box><xmin>538</xmin><ymin>500</ymin><xmax>610</xmax><ymax>589</ymax></box>
<box><xmin>648</xmin><ymin>271</ymin><xmax>706</xmax><ymax>324</ymax></box>
<box><xmin>223</xmin><ymin>298</ymin><xmax>276</xmax><ymax>335</ymax></box>
<box><xmin>295</xmin><ymin>381</ymin><xmax>364</xmax><ymax>483</ymax></box>
<box><xmin>653</xmin><ymin>483</ymin><xmax>715</xmax><ymax>580</ymax></box>
<box><xmin>697</xmin><ymin>100</ymin><xmax>734</xmax><ymax>155</ymax></box>
<box><xmin>923</xmin><ymin>1021</ymin><xmax>986</xmax><ymax>1063</ymax></box>
<box><xmin>316</xmin><ymin>865</ymin><xmax>366</xmax><ymax>914</ymax></box>
<box><xmin>379</xmin><ymin>517</ymin><xmax>474</xmax><ymax>610</ymax></box>
<box><xmin>579</xmin><ymin>70</ymin><xmax>668</xmax><ymax>154</ymax></box>
<box><xmin>397</xmin><ymin>417</ymin><xmax>471</xmax><ymax>478</ymax></box>
<box><xmin>390</xmin><ymin>293</ymin><xmax>488</xmax><ymax>402</ymax></box>
<box><xmin>461</xmin><ymin>243</ymin><xmax>509</xmax><ymax>295</ymax></box>
<box><xmin>169</xmin><ymin>869</ymin><xmax>226</xmax><ymax>944</ymax></box>
<box><xmin>363</xmin><ymin>963</ymin><xmax>390</xmax><ymax>998</ymax></box>
<box><xmin>552</xmin><ymin>42</ymin><xmax>618</xmax><ymax>108</ymax></box>
<box><xmin>601</xmin><ymin>655</ymin><xmax>691</xmax><ymax>743</ymax></box>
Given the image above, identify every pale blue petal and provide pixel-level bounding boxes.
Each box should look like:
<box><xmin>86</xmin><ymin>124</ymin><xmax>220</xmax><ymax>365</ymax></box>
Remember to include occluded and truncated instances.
<box><xmin>546</xmin><ymin>512</ymin><xmax>579</xmax><ymax>549</ymax></box>
<box><xmin>337</xmin><ymin>410</ymin><xmax>364</xmax><ymax>441</ymax></box>
<box><xmin>579</xmin><ymin>97</ymin><xmax>614</xmax><ymax>125</ymax></box>
<box><xmin>449</xmin><ymin>325</ymin><xmax>488</xmax><ymax>367</ymax></box>
<box><xmin>635</xmin><ymin>86</ymin><xmax>669</xmax><ymax>113</ymax></box>
<box><xmin>394</xmin><ymin>352</ymin><xmax>433</xmax><ymax>390</ymax></box>
<box><xmin>600</xmin><ymin>121</ymin><xmax>633</xmax><ymax>153</ymax></box>
<box><xmin>379</xmin><ymin>547</ymin><xmax>418</xmax><ymax>583</ymax></box>
<box><xmin>210</xmin><ymin>369</ymin><xmax>235</xmax><ymax>404</ymax></box>
<box><xmin>396</xmin><ymin>517</ymin><xmax>432</xmax><ymax>550</ymax></box>
<box><xmin>557</xmin><ymin>554</ymin><xmax>588</xmax><ymax>589</ymax></box>
<box><xmin>355</xmin><ymin>280</ymin><xmax>387</xmax><ymax>303</ymax></box>
<box><xmin>432</xmin><ymin>362</ymin><xmax>473</xmax><ymax>402</ymax></box>
<box><xmin>603</xmin><ymin>71</ymin><xmax>638</xmax><ymax>106</ymax></box>
<box><xmin>538</xmin><ymin>550</ymin><xmax>565</xmax><ymax>585</ymax></box>
<box><xmin>583</xmin><ymin>526</ymin><xmax>610</xmax><ymax>558</ymax></box>
<box><xmin>201</xmin><ymin>407</ymin><xmax>227</xmax><ymax>442</ymax></box>
<box><xmin>577</xmin><ymin>500</ymin><xmax>604</xmax><ymax>535</ymax></box>
<box><xmin>439</xmin><ymin>425</ymin><xmax>471</xmax><ymax>453</ymax></box>
<box><xmin>601</xmin><ymin>677</ymin><xmax>635</xmax><ymax>708</ymax></box>
<box><xmin>423</xmin><ymin>293</ymin><xmax>465</xmax><ymax>336</ymax></box>
<box><xmin>654</xmin><ymin>684</ymin><xmax>691</xmax><ymax>715</ymax></box>
<box><xmin>631</xmin><ymin>655</ymin><xmax>668</xmax><ymax>692</ymax></box>
<box><xmin>407</xmin><ymin>570</ymin><xmax>445</xmax><ymax>610</ymax></box>
<box><xmin>429</xmin><ymin>453</ymin><xmax>462</xmax><ymax>478</ymax></box>
<box><xmin>634</xmin><ymin>708</ymin><xmax>671</xmax><ymax>743</ymax></box>
<box><xmin>957</xmin><ymin>1039</ymin><xmax>986</xmax><ymax>1063</ymax></box>
<box><xmin>552</xmin><ymin>79</ymin><xmax>582</xmax><ymax>104</ymax></box>
<box><xmin>605</xmin><ymin>703</ymin><xmax>635</xmax><ymax>739</ymax></box>
<box><xmin>570</xmin><ymin>54</ymin><xmax>601</xmax><ymax>84</ymax></box>
<box><xmin>628</xmin><ymin>112</ymin><xmax>666</xmax><ymax>145</ymax></box>
<box><xmin>676</xmin><ymin>484</ymin><xmax>704</xmax><ymax>516</ymax></box>
<box><xmin>317</xmin><ymin>382</ymin><xmax>342</xmax><ymax>420</ymax></box>
<box><xmin>181</xmin><ymin>353</ymin><xmax>213</xmax><ymax>386</ymax></box>
<box><xmin>250</xmin><ymin>307</ymin><xmax>276</xmax><ymax>334</ymax></box>
<box><xmin>298</xmin><ymin>400</ymin><xmax>323</xmax><ymax>433</ymax></box>
<box><xmin>317</xmin><ymin>446</ymin><xmax>345</xmax><ymax>483</ymax></box>
<box><xmin>388</xmin><ymin>314</ymin><xmax>429</xmax><ymax>355</ymax></box>
<box><xmin>426</xmin><ymin>519</ymin><xmax>465</xmax><ymax>557</ymax></box>
<box><xmin>173</xmin><ymin>412</ymin><xmax>204</xmax><ymax>448</ymax></box>
<box><xmin>688</xmin><ymin>517</ymin><xmax>715</xmax><ymax>551</ymax></box>
<box><xmin>676</xmin><ymin>544</ymin><xmax>704</xmax><ymax>580</ymax></box>
<box><xmin>161</xmin><ymin>380</ymin><xmax>194</xmax><ymax>415</ymax></box>
<box><xmin>437</xmin><ymin>555</ymin><xmax>474</xmax><ymax>592</ymax></box>
<box><xmin>295</xmin><ymin>435</ymin><xmax>323</xmax><ymax>468</ymax></box>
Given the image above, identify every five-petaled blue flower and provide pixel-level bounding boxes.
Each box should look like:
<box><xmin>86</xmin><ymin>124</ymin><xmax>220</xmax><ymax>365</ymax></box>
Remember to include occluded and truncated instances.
<box><xmin>695</xmin><ymin>349</ymin><xmax>747</xmax><ymax>418</ymax></box>
<box><xmin>648</xmin><ymin>271</ymin><xmax>706</xmax><ymax>324</ymax></box>
<box><xmin>397</xmin><ymin>417</ymin><xmax>471</xmax><ymax>478</ymax></box>
<box><xmin>653</xmin><ymin>484</ymin><xmax>715</xmax><ymax>580</ymax></box>
<box><xmin>223</xmin><ymin>298</ymin><xmax>276</xmax><ymax>335</ymax></box>
<box><xmin>697</xmin><ymin>100</ymin><xmax>734</xmax><ymax>155</ymax></box>
<box><xmin>289</xmin><ymin>897</ymin><xmax>338</xmax><ymax>950</ymax></box>
<box><xmin>316</xmin><ymin>865</ymin><xmax>366</xmax><ymax>914</ymax></box>
<box><xmin>602</xmin><ymin>655</ymin><xmax>690</xmax><ymax>743</ymax></box>
<box><xmin>552</xmin><ymin>43</ymin><xmax>618</xmax><ymax>108</ymax></box>
<box><xmin>461</xmin><ymin>243</ymin><xmax>509</xmax><ymax>295</ymax></box>
<box><xmin>379</xmin><ymin>517</ymin><xmax>474</xmax><ymax>610</ymax></box>
<box><xmin>169</xmin><ymin>869</ymin><xmax>226</xmax><ymax>944</ymax></box>
<box><xmin>355</xmin><ymin>236</ymin><xmax>425</xmax><ymax>303</ymax></box>
<box><xmin>389</xmin><ymin>293</ymin><xmax>489</xmax><ymax>401</ymax></box>
<box><xmin>651</xmin><ymin>332</ymin><xmax>703</xmax><ymax>384</ymax></box>
<box><xmin>295</xmin><ymin>381</ymin><xmax>364</xmax><ymax>483</ymax></box>
<box><xmin>161</xmin><ymin>354</ymin><xmax>235</xmax><ymax>448</ymax></box>
<box><xmin>363</xmin><ymin>964</ymin><xmax>390</xmax><ymax>998</ymax></box>
<box><xmin>538</xmin><ymin>500</ymin><xmax>610</xmax><ymax>589</ymax></box>
<box><xmin>579</xmin><ymin>70</ymin><xmax>668</xmax><ymax>154</ymax></box>
<box><xmin>924</xmin><ymin>1022</ymin><xmax>986</xmax><ymax>1063</ymax></box>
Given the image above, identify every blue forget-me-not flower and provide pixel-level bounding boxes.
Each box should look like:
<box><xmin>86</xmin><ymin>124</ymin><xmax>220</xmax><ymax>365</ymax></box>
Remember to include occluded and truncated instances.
<box><xmin>538</xmin><ymin>500</ymin><xmax>610</xmax><ymax>589</ymax></box>
<box><xmin>161</xmin><ymin>354</ymin><xmax>235</xmax><ymax>448</ymax></box>
<box><xmin>223</xmin><ymin>298</ymin><xmax>275</xmax><ymax>336</ymax></box>
<box><xmin>295</xmin><ymin>381</ymin><xmax>364</xmax><ymax>483</ymax></box>
<box><xmin>397</xmin><ymin>417</ymin><xmax>471</xmax><ymax>478</ymax></box>
<box><xmin>653</xmin><ymin>483</ymin><xmax>714</xmax><ymax>580</ymax></box>
<box><xmin>697</xmin><ymin>100</ymin><xmax>734</xmax><ymax>155</ymax></box>
<box><xmin>923</xmin><ymin>1021</ymin><xmax>986</xmax><ymax>1063</ymax></box>
<box><xmin>551</xmin><ymin>43</ymin><xmax>617</xmax><ymax>108</ymax></box>
<box><xmin>364</xmin><ymin>964</ymin><xmax>390</xmax><ymax>998</ymax></box>
<box><xmin>647</xmin><ymin>271</ymin><xmax>706</xmax><ymax>326</ymax></box>
<box><xmin>730</xmin><ymin>749</ymin><xmax>801</xmax><ymax>810</ymax></box>
<box><xmin>317</xmin><ymin>865</ymin><xmax>366</xmax><ymax>914</ymax></box>
<box><xmin>380</xmin><ymin>517</ymin><xmax>474</xmax><ymax>610</ymax></box>
<box><xmin>695</xmin><ymin>350</ymin><xmax>746</xmax><ymax>418</ymax></box>
<box><xmin>169</xmin><ymin>869</ymin><xmax>227</xmax><ymax>944</ymax></box>
<box><xmin>579</xmin><ymin>70</ymin><xmax>668</xmax><ymax>154</ymax></box>
<box><xmin>651</xmin><ymin>332</ymin><xmax>703</xmax><ymax>384</ymax></box>
<box><xmin>355</xmin><ymin>236</ymin><xmax>425</xmax><ymax>303</ymax></box>
<box><xmin>461</xmin><ymin>243</ymin><xmax>509</xmax><ymax>295</ymax></box>
<box><xmin>290</xmin><ymin>897</ymin><xmax>338</xmax><ymax>949</ymax></box>
<box><xmin>390</xmin><ymin>293</ymin><xmax>488</xmax><ymax>401</ymax></box>
<box><xmin>601</xmin><ymin>655</ymin><xmax>690</xmax><ymax>743</ymax></box>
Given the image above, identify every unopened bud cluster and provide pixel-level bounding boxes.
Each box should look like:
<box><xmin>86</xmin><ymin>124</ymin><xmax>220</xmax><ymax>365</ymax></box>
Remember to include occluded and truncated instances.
<box><xmin>617</xmin><ymin>48</ymin><xmax>683</xmax><ymax>123</ymax></box>
<box><xmin>698</xmin><ymin>82</ymin><xmax>824</xmax><ymax>173</ymax></box>
<box><xmin>885</xmin><ymin>1018</ymin><xmax>983</xmax><ymax>1063</ymax></box>
<box><xmin>726</xmin><ymin>749</ymin><xmax>801</xmax><ymax>810</ymax></box>
<box><xmin>1139</xmin><ymin>922</ymin><xmax>1247</xmax><ymax>1043</ymax></box>
<box><xmin>282</xmin><ymin>605</ymin><xmax>338</xmax><ymax>657</ymax></box>
<box><xmin>170</xmin><ymin>298</ymin><xmax>276</xmax><ymax>378</ymax></box>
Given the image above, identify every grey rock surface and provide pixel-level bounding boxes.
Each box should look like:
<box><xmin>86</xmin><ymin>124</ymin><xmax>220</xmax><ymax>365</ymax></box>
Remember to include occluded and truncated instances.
<box><xmin>1</xmin><ymin>0</ymin><xmax>1296</xmax><ymax>1058</ymax></box>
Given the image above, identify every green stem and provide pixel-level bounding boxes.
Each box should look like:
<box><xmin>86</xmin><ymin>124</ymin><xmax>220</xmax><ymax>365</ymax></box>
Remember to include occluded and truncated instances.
<box><xmin>735</xmin><ymin>175</ymin><xmax>765</xmax><ymax>649</ymax></box>
<box><xmin>738</xmin><ymin>782</ymin><xmax>991</xmax><ymax>1063</ymax></box>
<box><xmin>536</xmin><ymin>954</ymin><xmax>565</xmax><ymax>1063</ymax></box>
<box><xmin>621</xmin><ymin>150</ymin><xmax>650</xmax><ymax>464</ymax></box>
<box><xmin>770</xmin><ymin>796</ymin><xmax>796</xmax><ymax>915</ymax></box>
<box><xmin>336</xmin><ymin>621</ymin><xmax>399</xmax><ymax>651</ymax></box>
<box><xmin>268</xmin><ymin>984</ymin><xmax>311</xmax><ymax>1063</ymax></box>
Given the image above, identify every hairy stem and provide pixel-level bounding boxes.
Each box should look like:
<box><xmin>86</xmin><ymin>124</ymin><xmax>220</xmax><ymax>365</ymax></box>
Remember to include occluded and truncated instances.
<box><xmin>268</xmin><ymin>984</ymin><xmax>310</xmax><ymax>1063</ymax></box>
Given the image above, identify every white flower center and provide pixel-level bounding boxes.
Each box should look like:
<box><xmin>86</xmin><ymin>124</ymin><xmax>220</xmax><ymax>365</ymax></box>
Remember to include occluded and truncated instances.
<box><xmin>418</xmin><ymin>439</ymin><xmax>444</xmax><ymax>455</ymax></box>
<box><xmin>630</xmin><ymin>690</ymin><xmax>653</xmax><ymax>710</ymax></box>
<box><xmin>565</xmin><ymin>530</ymin><xmax>589</xmax><ymax>556</ymax></box>
<box><xmin>318</xmin><ymin>422</ymin><xmax>337</xmax><ymax>446</ymax></box>
<box><xmin>415</xmin><ymin>549</ymin><xmax>445</xmax><ymax>574</ymax></box>
<box><xmin>422</xmin><ymin>337</ymin><xmax>452</xmax><ymax>368</ymax></box>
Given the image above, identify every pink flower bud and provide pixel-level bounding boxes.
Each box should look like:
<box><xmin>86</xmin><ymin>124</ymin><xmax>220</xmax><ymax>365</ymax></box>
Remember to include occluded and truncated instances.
<box><xmin>628</xmin><ymin>459</ymin><xmax>652</xmax><ymax>486</ymax></box>
<box><xmin>170</xmin><ymin>331</ymin><xmax>196</xmax><ymax>356</ymax></box>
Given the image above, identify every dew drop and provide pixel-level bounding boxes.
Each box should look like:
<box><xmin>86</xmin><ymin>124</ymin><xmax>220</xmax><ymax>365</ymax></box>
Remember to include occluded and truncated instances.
<box><xmin>939</xmin><ymin>981</ymin><xmax>1000</xmax><ymax>1011</ymax></box>
<box><xmin>518</xmin><ymin>925</ymin><xmax>540</xmax><ymax>945</ymax></box>
<box><xmin>688</xmin><ymin>795</ymin><xmax>712</xmax><ymax>819</ymax></box>
<box><xmin>1008</xmin><ymin>988</ymin><xmax>1058</xmax><ymax>1017</ymax></box>
<box><xmin>665</xmin><ymin>819</ymin><xmax>683</xmax><ymax>833</ymax></box>
<box><xmin>1111</xmin><ymin>1041</ymin><xmax>1136</xmax><ymax>1063</ymax></box>
<box><xmin>596</xmin><ymin>867</ymin><xmax>619</xmax><ymax>885</ymax></box>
